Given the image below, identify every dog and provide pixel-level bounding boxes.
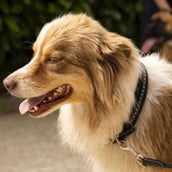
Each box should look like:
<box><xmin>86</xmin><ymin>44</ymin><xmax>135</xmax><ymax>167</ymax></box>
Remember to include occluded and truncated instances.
<box><xmin>3</xmin><ymin>14</ymin><xmax>172</xmax><ymax>172</ymax></box>
<box><xmin>142</xmin><ymin>10</ymin><xmax>172</xmax><ymax>63</ymax></box>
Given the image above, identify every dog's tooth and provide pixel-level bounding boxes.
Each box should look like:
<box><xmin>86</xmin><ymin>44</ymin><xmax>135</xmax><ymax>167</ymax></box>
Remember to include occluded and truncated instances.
<box><xmin>53</xmin><ymin>92</ymin><xmax>57</xmax><ymax>96</ymax></box>
<box><xmin>48</xmin><ymin>96</ymin><xmax>52</xmax><ymax>100</ymax></box>
<box><xmin>43</xmin><ymin>100</ymin><xmax>46</xmax><ymax>103</ymax></box>
<box><xmin>30</xmin><ymin>109</ymin><xmax>35</xmax><ymax>113</ymax></box>
<box><xmin>34</xmin><ymin>106</ymin><xmax>38</xmax><ymax>111</ymax></box>
<box><xmin>57</xmin><ymin>87</ymin><xmax>62</xmax><ymax>93</ymax></box>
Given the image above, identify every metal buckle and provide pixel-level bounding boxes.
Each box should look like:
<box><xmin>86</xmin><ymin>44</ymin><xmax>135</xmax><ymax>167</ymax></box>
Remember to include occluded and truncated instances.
<box><xmin>136</xmin><ymin>154</ymin><xmax>144</xmax><ymax>166</ymax></box>
<box><xmin>115</xmin><ymin>137</ymin><xmax>144</xmax><ymax>167</ymax></box>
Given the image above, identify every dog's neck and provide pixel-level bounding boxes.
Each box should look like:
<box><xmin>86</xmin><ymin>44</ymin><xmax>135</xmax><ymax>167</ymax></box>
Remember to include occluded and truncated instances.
<box><xmin>58</xmin><ymin>60</ymin><xmax>142</xmax><ymax>151</ymax></box>
<box><xmin>112</xmin><ymin>63</ymin><xmax>148</xmax><ymax>143</ymax></box>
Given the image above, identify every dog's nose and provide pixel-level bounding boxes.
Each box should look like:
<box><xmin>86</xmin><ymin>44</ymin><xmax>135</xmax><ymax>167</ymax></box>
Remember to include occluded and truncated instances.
<box><xmin>3</xmin><ymin>78</ymin><xmax>17</xmax><ymax>91</ymax></box>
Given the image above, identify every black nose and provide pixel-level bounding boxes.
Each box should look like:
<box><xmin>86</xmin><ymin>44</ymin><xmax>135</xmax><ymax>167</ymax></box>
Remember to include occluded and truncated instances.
<box><xmin>3</xmin><ymin>78</ymin><xmax>17</xmax><ymax>91</ymax></box>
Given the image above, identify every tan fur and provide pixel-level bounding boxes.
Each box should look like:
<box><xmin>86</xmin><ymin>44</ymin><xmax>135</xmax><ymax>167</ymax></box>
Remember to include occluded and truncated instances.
<box><xmin>3</xmin><ymin>14</ymin><xmax>172</xmax><ymax>172</ymax></box>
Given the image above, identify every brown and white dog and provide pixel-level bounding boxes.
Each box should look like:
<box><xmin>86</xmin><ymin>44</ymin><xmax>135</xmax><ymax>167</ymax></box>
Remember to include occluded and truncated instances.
<box><xmin>3</xmin><ymin>14</ymin><xmax>172</xmax><ymax>172</ymax></box>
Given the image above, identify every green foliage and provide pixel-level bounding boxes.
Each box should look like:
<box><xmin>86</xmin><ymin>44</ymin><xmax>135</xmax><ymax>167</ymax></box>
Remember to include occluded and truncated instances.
<box><xmin>0</xmin><ymin>0</ymin><xmax>143</xmax><ymax>89</ymax></box>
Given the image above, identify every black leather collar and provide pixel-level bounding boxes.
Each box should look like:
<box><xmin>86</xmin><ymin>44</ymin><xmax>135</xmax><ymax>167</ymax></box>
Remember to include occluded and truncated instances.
<box><xmin>112</xmin><ymin>65</ymin><xmax>172</xmax><ymax>169</ymax></box>
<box><xmin>112</xmin><ymin>63</ymin><xmax>148</xmax><ymax>144</ymax></box>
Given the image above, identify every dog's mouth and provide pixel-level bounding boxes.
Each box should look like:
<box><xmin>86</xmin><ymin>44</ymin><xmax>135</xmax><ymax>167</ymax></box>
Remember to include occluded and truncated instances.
<box><xmin>141</xmin><ymin>37</ymin><xmax>164</xmax><ymax>54</ymax></box>
<box><xmin>19</xmin><ymin>84</ymin><xmax>72</xmax><ymax>116</ymax></box>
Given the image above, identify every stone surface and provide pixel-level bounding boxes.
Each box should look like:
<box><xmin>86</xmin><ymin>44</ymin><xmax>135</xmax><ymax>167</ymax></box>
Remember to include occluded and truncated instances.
<box><xmin>0</xmin><ymin>112</ymin><xmax>89</xmax><ymax>172</ymax></box>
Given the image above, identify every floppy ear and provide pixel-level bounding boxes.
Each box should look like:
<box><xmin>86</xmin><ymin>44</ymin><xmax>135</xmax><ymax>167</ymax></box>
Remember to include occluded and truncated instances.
<box><xmin>94</xmin><ymin>34</ymin><xmax>138</xmax><ymax>104</ymax></box>
<box><xmin>99</xmin><ymin>34</ymin><xmax>136</xmax><ymax>59</ymax></box>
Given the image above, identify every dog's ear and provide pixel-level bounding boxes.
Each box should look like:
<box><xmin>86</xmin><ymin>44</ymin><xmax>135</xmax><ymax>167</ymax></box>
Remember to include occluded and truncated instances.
<box><xmin>98</xmin><ymin>34</ymin><xmax>139</xmax><ymax>72</ymax></box>
<box><xmin>93</xmin><ymin>34</ymin><xmax>138</xmax><ymax>104</ymax></box>
<box><xmin>99</xmin><ymin>34</ymin><xmax>136</xmax><ymax>59</ymax></box>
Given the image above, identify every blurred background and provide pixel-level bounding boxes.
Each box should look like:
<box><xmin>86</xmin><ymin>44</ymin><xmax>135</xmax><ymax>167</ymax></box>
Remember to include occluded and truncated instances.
<box><xmin>0</xmin><ymin>0</ymin><xmax>143</xmax><ymax>95</ymax></box>
<box><xmin>0</xmin><ymin>0</ymin><xmax>143</xmax><ymax>171</ymax></box>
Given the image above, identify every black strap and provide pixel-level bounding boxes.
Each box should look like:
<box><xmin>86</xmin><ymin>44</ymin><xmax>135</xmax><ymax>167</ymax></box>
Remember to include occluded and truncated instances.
<box><xmin>111</xmin><ymin>63</ymin><xmax>172</xmax><ymax>169</ymax></box>
<box><xmin>141</xmin><ymin>157</ymin><xmax>172</xmax><ymax>169</ymax></box>
<box><xmin>113</xmin><ymin>63</ymin><xmax>148</xmax><ymax>143</ymax></box>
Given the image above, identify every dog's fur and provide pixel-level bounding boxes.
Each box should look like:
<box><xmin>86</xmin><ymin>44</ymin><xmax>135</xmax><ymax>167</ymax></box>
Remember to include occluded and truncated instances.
<box><xmin>3</xmin><ymin>14</ymin><xmax>172</xmax><ymax>172</ymax></box>
<box><xmin>146</xmin><ymin>11</ymin><xmax>172</xmax><ymax>63</ymax></box>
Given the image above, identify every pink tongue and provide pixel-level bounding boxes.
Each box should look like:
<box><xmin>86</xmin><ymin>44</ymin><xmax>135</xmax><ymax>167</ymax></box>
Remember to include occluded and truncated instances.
<box><xmin>141</xmin><ymin>38</ymin><xmax>158</xmax><ymax>53</ymax></box>
<box><xmin>19</xmin><ymin>95</ymin><xmax>46</xmax><ymax>115</ymax></box>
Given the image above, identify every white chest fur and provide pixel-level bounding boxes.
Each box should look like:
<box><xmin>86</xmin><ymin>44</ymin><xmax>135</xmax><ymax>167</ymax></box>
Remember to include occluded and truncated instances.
<box><xmin>58</xmin><ymin>103</ymin><xmax>145</xmax><ymax>172</ymax></box>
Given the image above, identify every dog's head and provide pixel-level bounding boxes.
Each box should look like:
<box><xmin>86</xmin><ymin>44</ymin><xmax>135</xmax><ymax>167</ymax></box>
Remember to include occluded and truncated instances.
<box><xmin>3</xmin><ymin>14</ymin><xmax>138</xmax><ymax>118</ymax></box>
<box><xmin>142</xmin><ymin>11</ymin><xmax>172</xmax><ymax>54</ymax></box>
<box><xmin>147</xmin><ymin>10</ymin><xmax>172</xmax><ymax>38</ymax></box>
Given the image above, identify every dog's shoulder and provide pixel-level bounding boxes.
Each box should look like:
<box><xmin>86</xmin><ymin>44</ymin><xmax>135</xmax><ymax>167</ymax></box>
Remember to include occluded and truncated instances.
<box><xmin>140</xmin><ymin>53</ymin><xmax>172</xmax><ymax>82</ymax></box>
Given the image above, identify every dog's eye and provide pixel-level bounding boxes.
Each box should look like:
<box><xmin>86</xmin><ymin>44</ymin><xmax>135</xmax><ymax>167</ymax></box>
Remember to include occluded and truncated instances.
<box><xmin>46</xmin><ymin>57</ymin><xmax>60</xmax><ymax>64</ymax></box>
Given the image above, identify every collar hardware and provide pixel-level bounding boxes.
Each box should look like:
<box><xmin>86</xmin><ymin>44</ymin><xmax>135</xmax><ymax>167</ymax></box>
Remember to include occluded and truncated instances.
<box><xmin>117</xmin><ymin>139</ymin><xmax>172</xmax><ymax>169</ymax></box>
